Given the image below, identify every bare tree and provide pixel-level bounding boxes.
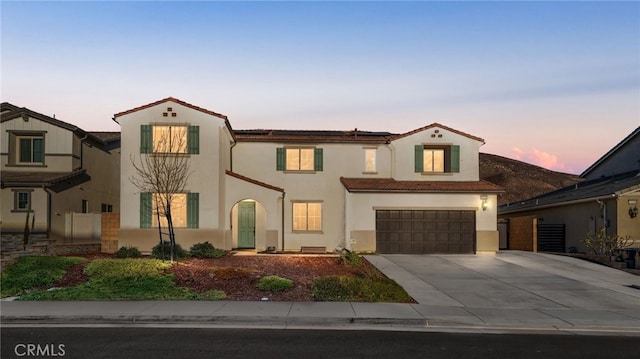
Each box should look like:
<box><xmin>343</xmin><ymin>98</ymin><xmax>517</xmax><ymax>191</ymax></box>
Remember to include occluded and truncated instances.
<box><xmin>129</xmin><ymin>128</ymin><xmax>192</xmax><ymax>262</ymax></box>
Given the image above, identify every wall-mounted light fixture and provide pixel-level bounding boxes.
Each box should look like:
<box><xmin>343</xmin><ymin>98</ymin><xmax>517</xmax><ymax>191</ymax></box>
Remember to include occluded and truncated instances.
<box><xmin>480</xmin><ymin>195</ymin><xmax>488</xmax><ymax>211</ymax></box>
<box><xmin>629</xmin><ymin>199</ymin><xmax>638</xmax><ymax>219</ymax></box>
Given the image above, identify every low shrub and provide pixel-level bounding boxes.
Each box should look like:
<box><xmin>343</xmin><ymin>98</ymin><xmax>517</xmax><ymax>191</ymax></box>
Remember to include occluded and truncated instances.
<box><xmin>151</xmin><ymin>241</ymin><xmax>190</xmax><ymax>260</ymax></box>
<box><xmin>581</xmin><ymin>229</ymin><xmax>633</xmax><ymax>257</ymax></box>
<box><xmin>115</xmin><ymin>246</ymin><xmax>142</xmax><ymax>258</ymax></box>
<box><xmin>198</xmin><ymin>290</ymin><xmax>227</xmax><ymax>300</ymax></box>
<box><xmin>84</xmin><ymin>258</ymin><xmax>171</xmax><ymax>280</ymax></box>
<box><xmin>340</xmin><ymin>250</ymin><xmax>363</xmax><ymax>267</ymax></box>
<box><xmin>190</xmin><ymin>242</ymin><xmax>226</xmax><ymax>259</ymax></box>
<box><xmin>1</xmin><ymin>256</ymin><xmax>86</xmax><ymax>297</ymax></box>
<box><xmin>256</xmin><ymin>275</ymin><xmax>294</xmax><ymax>292</ymax></box>
<box><xmin>312</xmin><ymin>275</ymin><xmax>412</xmax><ymax>302</ymax></box>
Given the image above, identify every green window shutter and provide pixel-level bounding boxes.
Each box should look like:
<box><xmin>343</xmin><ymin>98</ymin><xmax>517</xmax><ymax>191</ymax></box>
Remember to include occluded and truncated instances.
<box><xmin>33</xmin><ymin>139</ymin><xmax>44</xmax><ymax>162</ymax></box>
<box><xmin>140</xmin><ymin>125</ymin><xmax>152</xmax><ymax>154</ymax></box>
<box><xmin>187</xmin><ymin>192</ymin><xmax>199</xmax><ymax>228</ymax></box>
<box><xmin>450</xmin><ymin>145</ymin><xmax>460</xmax><ymax>173</ymax></box>
<box><xmin>414</xmin><ymin>145</ymin><xmax>424</xmax><ymax>173</ymax></box>
<box><xmin>187</xmin><ymin>126</ymin><xmax>200</xmax><ymax>154</ymax></box>
<box><xmin>276</xmin><ymin>148</ymin><xmax>285</xmax><ymax>171</ymax></box>
<box><xmin>314</xmin><ymin>148</ymin><xmax>323</xmax><ymax>171</ymax></box>
<box><xmin>140</xmin><ymin>192</ymin><xmax>152</xmax><ymax>228</ymax></box>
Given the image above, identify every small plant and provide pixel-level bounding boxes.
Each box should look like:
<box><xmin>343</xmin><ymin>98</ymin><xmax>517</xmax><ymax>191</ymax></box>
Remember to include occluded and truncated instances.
<box><xmin>190</xmin><ymin>242</ymin><xmax>226</xmax><ymax>259</ymax></box>
<box><xmin>115</xmin><ymin>246</ymin><xmax>142</xmax><ymax>258</ymax></box>
<box><xmin>312</xmin><ymin>275</ymin><xmax>412</xmax><ymax>302</ymax></box>
<box><xmin>340</xmin><ymin>249</ymin><xmax>363</xmax><ymax>267</ymax></box>
<box><xmin>151</xmin><ymin>241</ymin><xmax>190</xmax><ymax>261</ymax></box>
<box><xmin>198</xmin><ymin>290</ymin><xmax>227</xmax><ymax>300</ymax></box>
<box><xmin>256</xmin><ymin>275</ymin><xmax>293</xmax><ymax>292</ymax></box>
<box><xmin>581</xmin><ymin>228</ymin><xmax>633</xmax><ymax>257</ymax></box>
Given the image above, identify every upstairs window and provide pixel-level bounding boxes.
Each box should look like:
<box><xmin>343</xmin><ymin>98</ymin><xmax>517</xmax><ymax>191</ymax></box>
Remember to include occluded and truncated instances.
<box><xmin>415</xmin><ymin>145</ymin><xmax>460</xmax><ymax>174</ymax></box>
<box><xmin>276</xmin><ymin>147</ymin><xmax>323</xmax><ymax>172</ymax></box>
<box><xmin>140</xmin><ymin>125</ymin><xmax>199</xmax><ymax>154</ymax></box>
<box><xmin>364</xmin><ymin>148</ymin><xmax>377</xmax><ymax>173</ymax></box>
<box><xmin>18</xmin><ymin>136</ymin><xmax>44</xmax><ymax>164</ymax></box>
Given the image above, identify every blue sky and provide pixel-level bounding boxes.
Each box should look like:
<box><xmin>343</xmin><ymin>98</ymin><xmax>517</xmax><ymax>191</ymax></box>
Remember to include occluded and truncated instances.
<box><xmin>2</xmin><ymin>1</ymin><xmax>638</xmax><ymax>174</ymax></box>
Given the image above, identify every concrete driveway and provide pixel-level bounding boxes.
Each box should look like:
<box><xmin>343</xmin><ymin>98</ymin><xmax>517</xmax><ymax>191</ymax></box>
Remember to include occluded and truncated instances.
<box><xmin>366</xmin><ymin>251</ymin><xmax>640</xmax><ymax>311</ymax></box>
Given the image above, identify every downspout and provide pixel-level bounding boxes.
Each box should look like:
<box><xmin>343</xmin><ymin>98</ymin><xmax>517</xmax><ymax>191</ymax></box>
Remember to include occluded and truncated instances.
<box><xmin>387</xmin><ymin>139</ymin><xmax>396</xmax><ymax>178</ymax></box>
<box><xmin>597</xmin><ymin>199</ymin><xmax>608</xmax><ymax>231</ymax></box>
<box><xmin>229</xmin><ymin>140</ymin><xmax>237</xmax><ymax>172</ymax></box>
<box><xmin>43</xmin><ymin>186</ymin><xmax>53</xmax><ymax>237</ymax></box>
<box><xmin>281</xmin><ymin>191</ymin><xmax>286</xmax><ymax>251</ymax></box>
<box><xmin>78</xmin><ymin>133</ymin><xmax>88</xmax><ymax>169</ymax></box>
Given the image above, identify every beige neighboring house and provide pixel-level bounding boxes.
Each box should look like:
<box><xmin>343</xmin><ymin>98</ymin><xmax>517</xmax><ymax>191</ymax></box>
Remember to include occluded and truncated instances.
<box><xmin>116</xmin><ymin>97</ymin><xmax>502</xmax><ymax>254</ymax></box>
<box><xmin>499</xmin><ymin>126</ymin><xmax>640</xmax><ymax>252</ymax></box>
<box><xmin>1</xmin><ymin>102</ymin><xmax>120</xmax><ymax>243</ymax></box>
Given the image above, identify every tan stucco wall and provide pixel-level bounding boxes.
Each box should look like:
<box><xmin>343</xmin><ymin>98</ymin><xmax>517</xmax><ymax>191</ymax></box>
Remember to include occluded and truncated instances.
<box><xmin>118</xmin><ymin>228</ymin><xmax>226</xmax><ymax>254</ymax></box>
<box><xmin>349</xmin><ymin>230</ymin><xmax>376</xmax><ymax>253</ymax></box>
<box><xmin>617</xmin><ymin>195</ymin><xmax>640</xmax><ymax>247</ymax></box>
<box><xmin>476</xmin><ymin>230</ymin><xmax>499</xmax><ymax>253</ymax></box>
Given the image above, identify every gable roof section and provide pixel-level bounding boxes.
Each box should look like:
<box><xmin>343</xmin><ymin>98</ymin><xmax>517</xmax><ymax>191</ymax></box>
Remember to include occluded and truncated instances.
<box><xmin>499</xmin><ymin>170</ymin><xmax>640</xmax><ymax>214</ymax></box>
<box><xmin>1</xmin><ymin>103</ymin><xmax>106</xmax><ymax>148</ymax></box>
<box><xmin>340</xmin><ymin>177</ymin><xmax>503</xmax><ymax>193</ymax></box>
<box><xmin>225</xmin><ymin>170</ymin><xmax>284</xmax><ymax>193</ymax></box>
<box><xmin>113</xmin><ymin>97</ymin><xmax>235</xmax><ymax>141</ymax></box>
<box><xmin>390</xmin><ymin>123</ymin><xmax>485</xmax><ymax>143</ymax></box>
<box><xmin>580</xmin><ymin>126</ymin><xmax>640</xmax><ymax>178</ymax></box>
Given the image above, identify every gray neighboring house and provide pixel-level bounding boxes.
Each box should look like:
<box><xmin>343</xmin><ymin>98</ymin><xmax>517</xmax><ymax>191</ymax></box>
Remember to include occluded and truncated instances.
<box><xmin>1</xmin><ymin>102</ymin><xmax>120</xmax><ymax>243</ymax></box>
<box><xmin>499</xmin><ymin>126</ymin><xmax>640</xmax><ymax>252</ymax></box>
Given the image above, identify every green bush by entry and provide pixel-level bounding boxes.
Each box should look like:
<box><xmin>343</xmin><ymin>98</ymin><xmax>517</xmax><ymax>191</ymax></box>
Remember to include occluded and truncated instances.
<box><xmin>340</xmin><ymin>250</ymin><xmax>363</xmax><ymax>267</ymax></box>
<box><xmin>256</xmin><ymin>275</ymin><xmax>294</xmax><ymax>292</ymax></box>
<box><xmin>312</xmin><ymin>275</ymin><xmax>412</xmax><ymax>302</ymax></box>
<box><xmin>0</xmin><ymin>256</ymin><xmax>86</xmax><ymax>297</ymax></box>
<box><xmin>151</xmin><ymin>241</ymin><xmax>190</xmax><ymax>260</ymax></box>
<box><xmin>115</xmin><ymin>246</ymin><xmax>142</xmax><ymax>258</ymax></box>
<box><xmin>189</xmin><ymin>242</ymin><xmax>227</xmax><ymax>259</ymax></box>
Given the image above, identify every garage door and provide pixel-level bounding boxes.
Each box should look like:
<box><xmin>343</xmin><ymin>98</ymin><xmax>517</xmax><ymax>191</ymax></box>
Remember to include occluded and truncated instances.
<box><xmin>376</xmin><ymin>210</ymin><xmax>476</xmax><ymax>254</ymax></box>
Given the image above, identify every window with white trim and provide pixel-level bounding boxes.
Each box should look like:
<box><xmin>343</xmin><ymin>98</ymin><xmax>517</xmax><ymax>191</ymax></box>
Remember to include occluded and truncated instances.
<box><xmin>17</xmin><ymin>135</ymin><xmax>44</xmax><ymax>164</ymax></box>
<box><xmin>13</xmin><ymin>191</ymin><xmax>32</xmax><ymax>211</ymax></box>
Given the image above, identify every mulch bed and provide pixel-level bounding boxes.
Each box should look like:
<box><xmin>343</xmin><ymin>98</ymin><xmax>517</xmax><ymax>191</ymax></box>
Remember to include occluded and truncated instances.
<box><xmin>53</xmin><ymin>253</ymin><xmax>375</xmax><ymax>301</ymax></box>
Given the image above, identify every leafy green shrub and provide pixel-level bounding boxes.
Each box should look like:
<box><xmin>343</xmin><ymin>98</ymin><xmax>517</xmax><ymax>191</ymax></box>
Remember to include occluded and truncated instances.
<box><xmin>190</xmin><ymin>242</ymin><xmax>226</xmax><ymax>258</ymax></box>
<box><xmin>340</xmin><ymin>250</ymin><xmax>363</xmax><ymax>267</ymax></box>
<box><xmin>151</xmin><ymin>241</ymin><xmax>190</xmax><ymax>260</ymax></box>
<box><xmin>115</xmin><ymin>246</ymin><xmax>142</xmax><ymax>258</ymax></box>
<box><xmin>312</xmin><ymin>275</ymin><xmax>412</xmax><ymax>302</ymax></box>
<box><xmin>256</xmin><ymin>275</ymin><xmax>294</xmax><ymax>292</ymax></box>
<box><xmin>1</xmin><ymin>256</ymin><xmax>86</xmax><ymax>297</ymax></box>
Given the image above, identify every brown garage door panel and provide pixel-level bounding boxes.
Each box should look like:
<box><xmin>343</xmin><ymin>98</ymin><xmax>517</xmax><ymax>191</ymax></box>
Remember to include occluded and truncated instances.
<box><xmin>376</xmin><ymin>210</ymin><xmax>476</xmax><ymax>254</ymax></box>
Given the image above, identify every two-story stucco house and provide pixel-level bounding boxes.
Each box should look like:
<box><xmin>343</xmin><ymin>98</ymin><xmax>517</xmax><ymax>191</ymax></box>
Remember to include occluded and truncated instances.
<box><xmin>1</xmin><ymin>102</ymin><xmax>120</xmax><ymax>242</ymax></box>
<box><xmin>116</xmin><ymin>97</ymin><xmax>502</xmax><ymax>254</ymax></box>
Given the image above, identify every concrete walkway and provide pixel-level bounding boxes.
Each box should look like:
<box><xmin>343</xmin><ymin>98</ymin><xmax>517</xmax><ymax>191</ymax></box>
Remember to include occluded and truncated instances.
<box><xmin>2</xmin><ymin>251</ymin><xmax>639</xmax><ymax>335</ymax></box>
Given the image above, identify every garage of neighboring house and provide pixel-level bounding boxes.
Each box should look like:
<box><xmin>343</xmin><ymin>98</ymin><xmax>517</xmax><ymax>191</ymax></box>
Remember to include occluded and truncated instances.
<box><xmin>375</xmin><ymin>209</ymin><xmax>476</xmax><ymax>254</ymax></box>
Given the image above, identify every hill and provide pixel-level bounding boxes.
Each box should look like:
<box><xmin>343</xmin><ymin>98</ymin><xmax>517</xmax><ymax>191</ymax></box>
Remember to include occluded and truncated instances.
<box><xmin>479</xmin><ymin>153</ymin><xmax>582</xmax><ymax>205</ymax></box>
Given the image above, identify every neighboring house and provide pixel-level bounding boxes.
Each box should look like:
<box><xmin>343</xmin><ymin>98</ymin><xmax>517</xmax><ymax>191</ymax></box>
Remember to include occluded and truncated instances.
<box><xmin>499</xmin><ymin>126</ymin><xmax>640</xmax><ymax>251</ymax></box>
<box><xmin>117</xmin><ymin>97</ymin><xmax>502</xmax><ymax>254</ymax></box>
<box><xmin>0</xmin><ymin>103</ymin><xmax>120</xmax><ymax>242</ymax></box>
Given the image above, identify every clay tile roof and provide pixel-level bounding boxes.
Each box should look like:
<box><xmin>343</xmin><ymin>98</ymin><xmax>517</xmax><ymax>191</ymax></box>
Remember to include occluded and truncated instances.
<box><xmin>113</xmin><ymin>97</ymin><xmax>228</xmax><ymax>120</ymax></box>
<box><xmin>391</xmin><ymin>123</ymin><xmax>485</xmax><ymax>143</ymax></box>
<box><xmin>225</xmin><ymin>170</ymin><xmax>284</xmax><ymax>193</ymax></box>
<box><xmin>340</xmin><ymin>177</ymin><xmax>504</xmax><ymax>193</ymax></box>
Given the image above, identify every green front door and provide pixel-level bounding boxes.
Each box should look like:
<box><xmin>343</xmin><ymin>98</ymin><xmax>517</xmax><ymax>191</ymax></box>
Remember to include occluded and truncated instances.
<box><xmin>238</xmin><ymin>202</ymin><xmax>256</xmax><ymax>249</ymax></box>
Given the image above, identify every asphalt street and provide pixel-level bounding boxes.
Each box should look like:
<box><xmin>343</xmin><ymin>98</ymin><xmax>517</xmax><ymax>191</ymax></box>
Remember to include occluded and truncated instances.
<box><xmin>3</xmin><ymin>327</ymin><xmax>639</xmax><ymax>359</ymax></box>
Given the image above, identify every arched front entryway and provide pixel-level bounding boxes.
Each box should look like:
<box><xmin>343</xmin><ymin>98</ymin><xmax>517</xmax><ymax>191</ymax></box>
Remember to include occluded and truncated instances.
<box><xmin>230</xmin><ymin>199</ymin><xmax>267</xmax><ymax>249</ymax></box>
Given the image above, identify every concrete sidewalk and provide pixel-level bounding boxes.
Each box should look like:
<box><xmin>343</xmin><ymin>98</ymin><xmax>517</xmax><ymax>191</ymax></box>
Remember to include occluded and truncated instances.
<box><xmin>2</xmin><ymin>300</ymin><xmax>640</xmax><ymax>335</ymax></box>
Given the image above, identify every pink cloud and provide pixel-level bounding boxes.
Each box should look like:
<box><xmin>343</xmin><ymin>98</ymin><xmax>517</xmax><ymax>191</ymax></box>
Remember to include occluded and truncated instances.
<box><xmin>511</xmin><ymin>147</ymin><xmax>566</xmax><ymax>172</ymax></box>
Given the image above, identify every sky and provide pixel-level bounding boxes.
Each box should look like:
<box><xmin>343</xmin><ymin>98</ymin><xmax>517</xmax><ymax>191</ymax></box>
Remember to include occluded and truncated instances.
<box><xmin>1</xmin><ymin>1</ymin><xmax>639</xmax><ymax>175</ymax></box>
